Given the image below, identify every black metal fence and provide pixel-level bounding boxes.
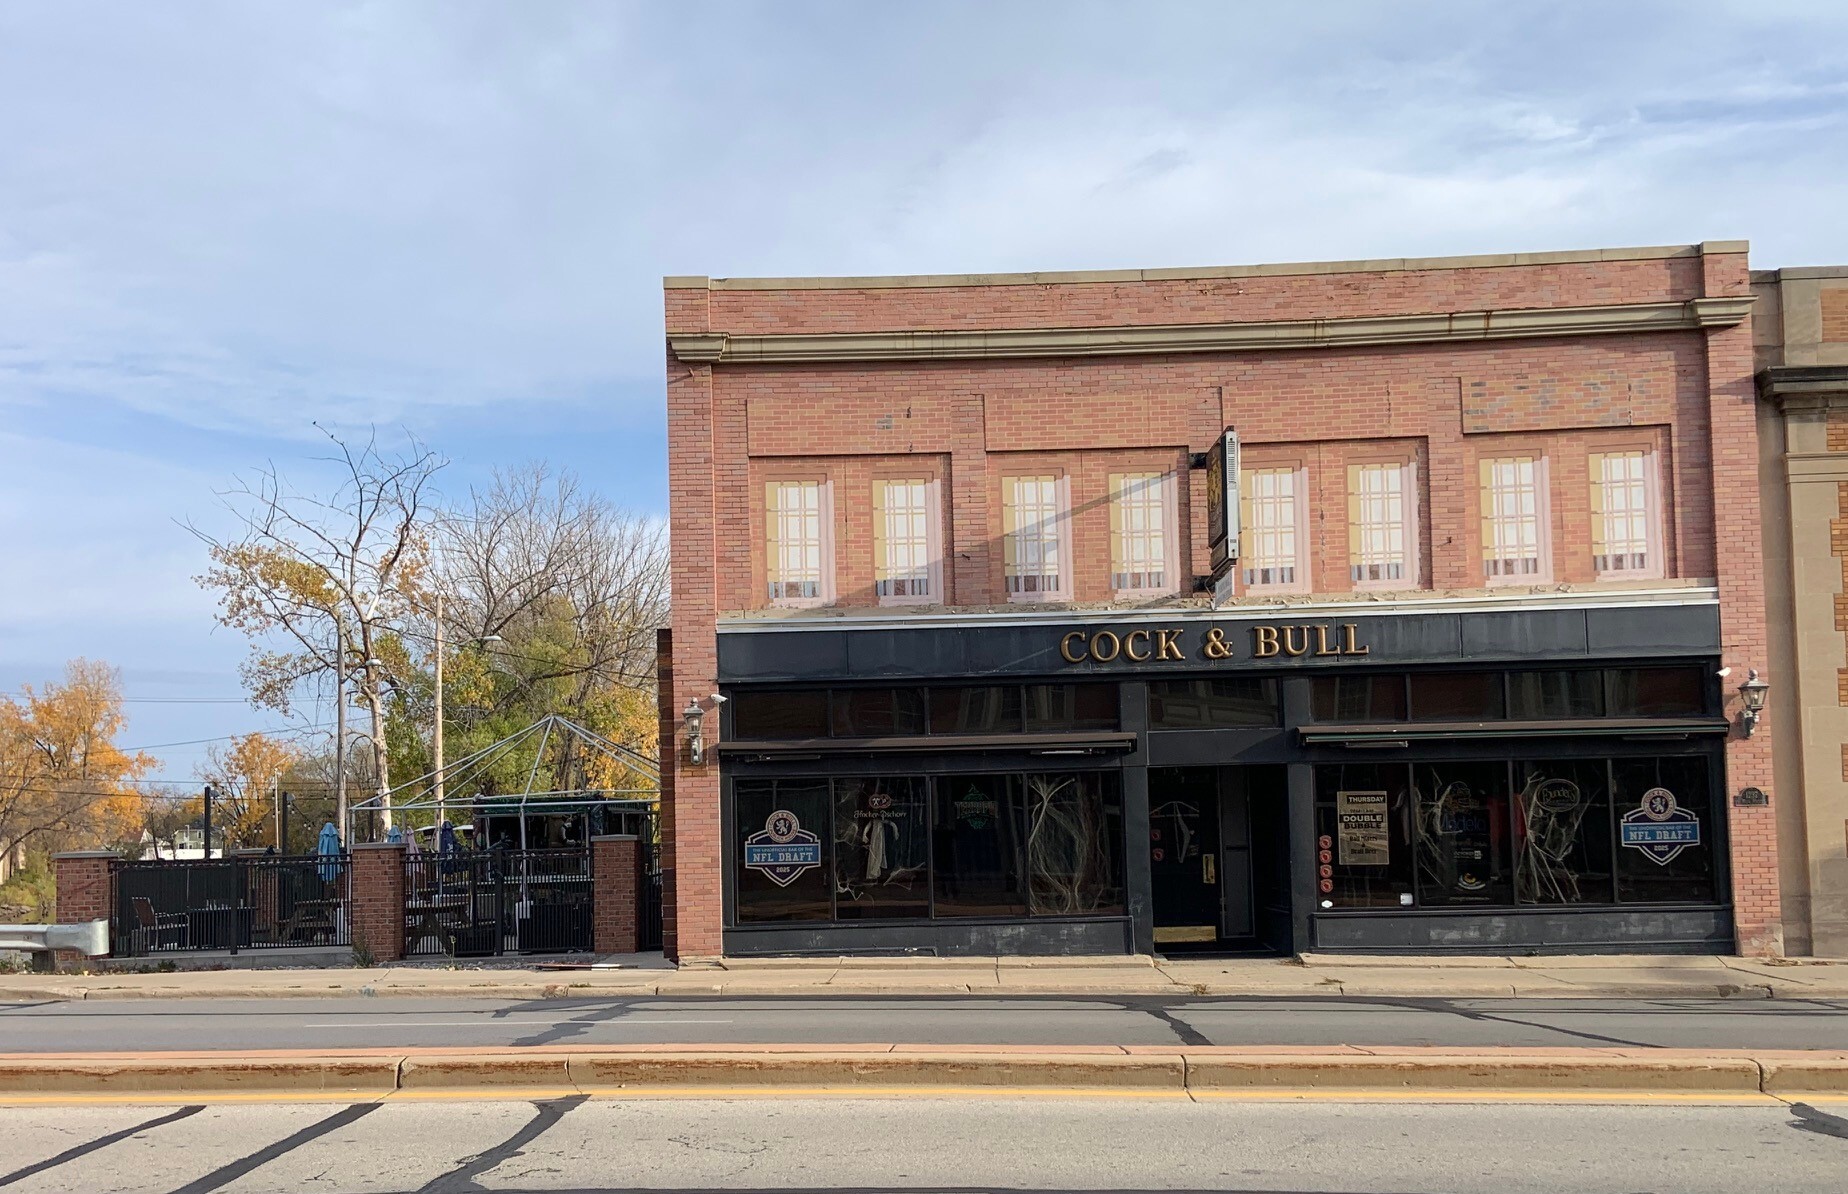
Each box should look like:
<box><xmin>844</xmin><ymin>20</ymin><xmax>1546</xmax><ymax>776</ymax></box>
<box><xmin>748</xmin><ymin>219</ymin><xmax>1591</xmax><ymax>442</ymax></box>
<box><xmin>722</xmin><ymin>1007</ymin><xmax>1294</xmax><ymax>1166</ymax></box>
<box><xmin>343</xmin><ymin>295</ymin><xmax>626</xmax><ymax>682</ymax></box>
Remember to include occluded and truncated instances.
<box><xmin>403</xmin><ymin>847</ymin><xmax>594</xmax><ymax>958</ymax></box>
<box><xmin>113</xmin><ymin>855</ymin><xmax>351</xmax><ymax>956</ymax></box>
<box><xmin>638</xmin><ymin>813</ymin><xmax>663</xmax><ymax>952</ymax></box>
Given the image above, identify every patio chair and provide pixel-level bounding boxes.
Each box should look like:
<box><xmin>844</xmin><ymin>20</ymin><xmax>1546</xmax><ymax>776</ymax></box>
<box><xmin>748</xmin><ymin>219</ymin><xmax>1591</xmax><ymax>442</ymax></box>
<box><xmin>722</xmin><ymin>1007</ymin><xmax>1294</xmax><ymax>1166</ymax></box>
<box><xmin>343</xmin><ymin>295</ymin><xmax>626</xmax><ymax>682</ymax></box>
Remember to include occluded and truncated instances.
<box><xmin>129</xmin><ymin>897</ymin><xmax>187</xmax><ymax>953</ymax></box>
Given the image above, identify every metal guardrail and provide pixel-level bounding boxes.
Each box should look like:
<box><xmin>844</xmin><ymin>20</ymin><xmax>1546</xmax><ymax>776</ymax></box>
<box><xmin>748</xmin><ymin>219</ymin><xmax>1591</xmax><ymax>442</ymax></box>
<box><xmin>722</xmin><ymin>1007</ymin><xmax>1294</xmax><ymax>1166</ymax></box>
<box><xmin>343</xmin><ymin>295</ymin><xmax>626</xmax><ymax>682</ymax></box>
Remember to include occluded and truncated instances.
<box><xmin>0</xmin><ymin>920</ymin><xmax>110</xmax><ymax>956</ymax></box>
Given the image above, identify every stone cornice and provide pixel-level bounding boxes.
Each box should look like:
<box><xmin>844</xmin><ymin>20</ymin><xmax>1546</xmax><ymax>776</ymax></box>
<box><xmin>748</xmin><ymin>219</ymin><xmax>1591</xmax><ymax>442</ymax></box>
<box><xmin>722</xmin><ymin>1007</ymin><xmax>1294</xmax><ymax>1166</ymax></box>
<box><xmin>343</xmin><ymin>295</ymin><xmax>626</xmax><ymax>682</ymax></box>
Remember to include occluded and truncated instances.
<box><xmin>665</xmin><ymin>241</ymin><xmax>1746</xmax><ymax>292</ymax></box>
<box><xmin>1758</xmin><ymin>365</ymin><xmax>1848</xmax><ymax>414</ymax></box>
<box><xmin>670</xmin><ymin>296</ymin><xmax>1754</xmax><ymax>365</ymax></box>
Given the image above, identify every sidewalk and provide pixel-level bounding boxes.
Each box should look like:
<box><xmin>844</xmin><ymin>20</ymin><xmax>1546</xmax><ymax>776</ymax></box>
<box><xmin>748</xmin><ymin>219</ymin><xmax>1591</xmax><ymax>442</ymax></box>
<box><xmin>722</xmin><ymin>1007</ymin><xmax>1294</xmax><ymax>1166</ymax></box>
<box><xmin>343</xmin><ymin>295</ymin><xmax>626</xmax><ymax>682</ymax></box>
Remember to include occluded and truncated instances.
<box><xmin>5</xmin><ymin>952</ymin><xmax>1847</xmax><ymax>1001</ymax></box>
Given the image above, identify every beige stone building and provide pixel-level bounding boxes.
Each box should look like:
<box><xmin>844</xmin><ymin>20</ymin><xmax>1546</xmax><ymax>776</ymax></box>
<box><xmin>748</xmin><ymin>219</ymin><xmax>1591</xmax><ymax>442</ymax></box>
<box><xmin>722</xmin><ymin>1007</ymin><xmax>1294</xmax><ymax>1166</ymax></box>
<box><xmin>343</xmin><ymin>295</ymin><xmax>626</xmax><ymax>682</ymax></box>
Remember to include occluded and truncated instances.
<box><xmin>1757</xmin><ymin>266</ymin><xmax>1848</xmax><ymax>956</ymax></box>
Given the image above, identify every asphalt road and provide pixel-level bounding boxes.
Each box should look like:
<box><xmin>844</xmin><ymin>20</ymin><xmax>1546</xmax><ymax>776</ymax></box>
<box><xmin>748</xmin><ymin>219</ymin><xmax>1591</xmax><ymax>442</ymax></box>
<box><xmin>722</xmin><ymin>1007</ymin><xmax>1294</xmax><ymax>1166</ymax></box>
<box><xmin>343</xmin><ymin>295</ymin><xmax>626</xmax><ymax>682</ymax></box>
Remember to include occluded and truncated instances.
<box><xmin>1</xmin><ymin>1094</ymin><xmax>1846</xmax><ymax>1193</ymax></box>
<box><xmin>3</xmin><ymin>994</ymin><xmax>1847</xmax><ymax>1053</ymax></box>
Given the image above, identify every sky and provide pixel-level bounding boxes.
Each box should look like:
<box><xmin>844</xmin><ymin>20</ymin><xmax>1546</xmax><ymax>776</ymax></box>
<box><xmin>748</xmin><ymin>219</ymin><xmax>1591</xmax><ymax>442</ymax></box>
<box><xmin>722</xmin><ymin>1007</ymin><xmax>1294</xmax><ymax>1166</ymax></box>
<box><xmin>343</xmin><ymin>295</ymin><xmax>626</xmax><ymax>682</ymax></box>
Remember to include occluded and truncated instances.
<box><xmin>2</xmin><ymin>0</ymin><xmax>1847</xmax><ymax>786</ymax></box>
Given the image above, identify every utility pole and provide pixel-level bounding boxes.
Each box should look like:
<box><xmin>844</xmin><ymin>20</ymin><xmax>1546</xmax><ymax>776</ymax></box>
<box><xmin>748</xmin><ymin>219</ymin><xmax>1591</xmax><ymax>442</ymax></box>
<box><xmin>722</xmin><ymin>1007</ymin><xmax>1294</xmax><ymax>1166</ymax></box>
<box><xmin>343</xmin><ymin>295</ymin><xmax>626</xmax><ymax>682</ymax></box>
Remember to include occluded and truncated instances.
<box><xmin>433</xmin><ymin>591</ymin><xmax>446</xmax><ymax>826</ymax></box>
<box><xmin>334</xmin><ymin>617</ymin><xmax>348</xmax><ymax>845</ymax></box>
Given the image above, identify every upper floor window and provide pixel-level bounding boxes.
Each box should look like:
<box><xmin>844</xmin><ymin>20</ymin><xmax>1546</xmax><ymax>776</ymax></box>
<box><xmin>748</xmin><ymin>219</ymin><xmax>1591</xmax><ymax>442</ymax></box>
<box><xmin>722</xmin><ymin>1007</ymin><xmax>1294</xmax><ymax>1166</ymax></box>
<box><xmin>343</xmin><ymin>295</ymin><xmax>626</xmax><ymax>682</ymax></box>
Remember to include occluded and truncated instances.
<box><xmin>1348</xmin><ymin>462</ymin><xmax>1415</xmax><ymax>587</ymax></box>
<box><xmin>1108</xmin><ymin>472</ymin><xmax>1176</xmax><ymax>595</ymax></box>
<box><xmin>766</xmin><ymin>479</ymin><xmax>832</xmax><ymax>606</ymax></box>
<box><xmin>1480</xmin><ymin>456</ymin><xmax>1549</xmax><ymax>582</ymax></box>
<box><xmin>1002</xmin><ymin>475</ymin><xmax>1068</xmax><ymax>600</ymax></box>
<box><xmin>1590</xmin><ymin>450</ymin><xmax>1661</xmax><ymax>579</ymax></box>
<box><xmin>1241</xmin><ymin>466</ymin><xmax>1305</xmax><ymax>591</ymax></box>
<box><xmin>875</xmin><ymin>478</ymin><xmax>939</xmax><ymax>603</ymax></box>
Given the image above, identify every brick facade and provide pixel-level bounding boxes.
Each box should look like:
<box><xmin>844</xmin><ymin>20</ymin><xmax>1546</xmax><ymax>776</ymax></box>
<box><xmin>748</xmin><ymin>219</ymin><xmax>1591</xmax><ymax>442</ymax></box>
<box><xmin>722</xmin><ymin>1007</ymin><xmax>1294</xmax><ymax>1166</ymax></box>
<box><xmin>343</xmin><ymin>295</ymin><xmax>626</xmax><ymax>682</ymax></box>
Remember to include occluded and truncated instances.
<box><xmin>350</xmin><ymin>842</ymin><xmax>405</xmax><ymax>964</ymax></box>
<box><xmin>665</xmin><ymin>242</ymin><xmax>1782</xmax><ymax>957</ymax></box>
<box><xmin>591</xmin><ymin>835</ymin><xmax>640</xmax><ymax>954</ymax></box>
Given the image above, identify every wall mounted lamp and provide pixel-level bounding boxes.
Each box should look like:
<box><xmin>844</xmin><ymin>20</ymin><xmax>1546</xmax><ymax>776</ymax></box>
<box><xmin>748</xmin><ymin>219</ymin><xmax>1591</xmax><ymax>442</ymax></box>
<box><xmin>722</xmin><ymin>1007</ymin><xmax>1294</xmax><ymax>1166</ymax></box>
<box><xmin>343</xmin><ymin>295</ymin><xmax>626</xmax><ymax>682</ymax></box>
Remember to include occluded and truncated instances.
<box><xmin>1738</xmin><ymin>669</ymin><xmax>1769</xmax><ymax>738</ymax></box>
<box><xmin>683</xmin><ymin>699</ymin><xmax>706</xmax><ymax>766</ymax></box>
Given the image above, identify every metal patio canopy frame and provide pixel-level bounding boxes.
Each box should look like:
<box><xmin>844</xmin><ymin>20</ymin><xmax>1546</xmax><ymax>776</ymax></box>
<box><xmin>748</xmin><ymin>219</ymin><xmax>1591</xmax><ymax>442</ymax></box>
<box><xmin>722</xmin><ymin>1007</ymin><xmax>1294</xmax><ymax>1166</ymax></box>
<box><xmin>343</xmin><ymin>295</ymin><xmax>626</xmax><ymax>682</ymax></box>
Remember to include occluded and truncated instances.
<box><xmin>348</xmin><ymin>713</ymin><xmax>659</xmax><ymax>850</ymax></box>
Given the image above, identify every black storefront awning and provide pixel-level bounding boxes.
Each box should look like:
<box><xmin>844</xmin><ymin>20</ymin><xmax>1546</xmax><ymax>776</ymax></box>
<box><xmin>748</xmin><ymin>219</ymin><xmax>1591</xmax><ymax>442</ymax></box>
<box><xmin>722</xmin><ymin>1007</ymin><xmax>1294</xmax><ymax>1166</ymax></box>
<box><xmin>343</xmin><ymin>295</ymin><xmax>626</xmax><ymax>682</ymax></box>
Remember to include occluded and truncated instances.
<box><xmin>1300</xmin><ymin>717</ymin><xmax>1730</xmax><ymax>747</ymax></box>
<box><xmin>718</xmin><ymin>731</ymin><xmax>1138</xmax><ymax>760</ymax></box>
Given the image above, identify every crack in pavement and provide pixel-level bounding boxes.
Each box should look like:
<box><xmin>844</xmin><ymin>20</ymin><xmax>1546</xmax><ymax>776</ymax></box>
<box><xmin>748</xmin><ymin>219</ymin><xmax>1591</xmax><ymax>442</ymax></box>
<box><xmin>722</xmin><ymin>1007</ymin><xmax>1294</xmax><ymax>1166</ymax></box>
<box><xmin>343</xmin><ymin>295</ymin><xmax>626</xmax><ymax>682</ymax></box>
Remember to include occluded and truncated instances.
<box><xmin>416</xmin><ymin>1095</ymin><xmax>587</xmax><ymax>1193</ymax></box>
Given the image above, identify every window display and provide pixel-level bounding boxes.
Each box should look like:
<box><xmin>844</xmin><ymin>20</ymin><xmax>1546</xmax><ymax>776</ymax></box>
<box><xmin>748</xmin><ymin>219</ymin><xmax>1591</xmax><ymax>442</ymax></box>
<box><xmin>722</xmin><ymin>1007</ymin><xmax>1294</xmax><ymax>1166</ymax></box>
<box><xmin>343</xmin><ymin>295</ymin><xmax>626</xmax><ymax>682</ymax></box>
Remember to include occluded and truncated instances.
<box><xmin>833</xmin><ymin>777</ymin><xmax>930</xmax><ymax>919</ymax></box>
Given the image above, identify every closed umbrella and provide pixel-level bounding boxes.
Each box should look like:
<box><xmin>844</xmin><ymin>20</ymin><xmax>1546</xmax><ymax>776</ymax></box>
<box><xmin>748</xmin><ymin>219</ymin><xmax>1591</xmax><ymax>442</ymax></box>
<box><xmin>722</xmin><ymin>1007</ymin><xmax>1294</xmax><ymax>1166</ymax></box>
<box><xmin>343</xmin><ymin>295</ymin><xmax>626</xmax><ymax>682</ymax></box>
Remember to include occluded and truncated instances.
<box><xmin>438</xmin><ymin>820</ymin><xmax>461</xmax><ymax>877</ymax></box>
<box><xmin>316</xmin><ymin>823</ymin><xmax>342</xmax><ymax>883</ymax></box>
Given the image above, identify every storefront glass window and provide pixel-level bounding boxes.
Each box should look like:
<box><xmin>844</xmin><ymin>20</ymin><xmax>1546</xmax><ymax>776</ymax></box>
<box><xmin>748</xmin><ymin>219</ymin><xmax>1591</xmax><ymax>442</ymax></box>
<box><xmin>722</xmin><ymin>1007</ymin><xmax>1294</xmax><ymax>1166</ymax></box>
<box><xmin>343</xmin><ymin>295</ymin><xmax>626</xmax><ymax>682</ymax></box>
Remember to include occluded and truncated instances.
<box><xmin>1409</xmin><ymin>671</ymin><xmax>1506</xmax><ymax>721</ymax></box>
<box><xmin>1606</xmin><ymin>667</ymin><xmax>1707</xmax><ymax>717</ymax></box>
<box><xmin>929</xmin><ymin>686</ymin><xmax>1024</xmax><ymax>734</ymax></box>
<box><xmin>830</xmin><ymin>687</ymin><xmax>928</xmax><ymax>736</ymax></box>
<box><xmin>1509</xmin><ymin>670</ymin><xmax>1604</xmax><ymax>719</ymax></box>
<box><xmin>1513</xmin><ymin>760</ymin><xmax>1614</xmax><ymax>904</ymax></box>
<box><xmin>832</xmin><ymin>776</ymin><xmax>931</xmax><ymax>919</ymax></box>
<box><xmin>731</xmin><ymin>689</ymin><xmax>830</xmax><ymax>739</ymax></box>
<box><xmin>1313</xmin><ymin>763</ymin><xmax>1415</xmax><ymax>908</ymax></box>
<box><xmin>1024</xmin><ymin>683</ymin><xmax>1119</xmax><ymax>731</ymax></box>
<box><xmin>1412</xmin><ymin>762</ymin><xmax>1513</xmax><ymax>907</ymax></box>
<box><xmin>932</xmin><ymin>774</ymin><xmax>1027</xmax><ymax>917</ymax></box>
<box><xmin>734</xmin><ymin>779</ymin><xmax>833</xmax><ymax>922</ymax></box>
<box><xmin>1148</xmin><ymin>678</ymin><xmax>1279</xmax><ymax>728</ymax></box>
<box><xmin>1612</xmin><ymin>756</ymin><xmax>1717</xmax><ymax>903</ymax></box>
<box><xmin>1020</xmin><ymin>772</ymin><xmax>1125</xmax><ymax>916</ymax></box>
<box><xmin>1310</xmin><ymin>675</ymin><xmax>1408</xmax><ymax>722</ymax></box>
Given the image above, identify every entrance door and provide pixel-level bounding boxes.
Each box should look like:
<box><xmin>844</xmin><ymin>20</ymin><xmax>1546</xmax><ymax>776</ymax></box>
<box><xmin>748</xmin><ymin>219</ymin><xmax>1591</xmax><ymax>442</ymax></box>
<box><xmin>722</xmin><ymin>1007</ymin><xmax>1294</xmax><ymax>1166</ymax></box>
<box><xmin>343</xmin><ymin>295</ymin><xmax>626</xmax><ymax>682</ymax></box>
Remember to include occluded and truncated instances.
<box><xmin>1149</xmin><ymin>765</ymin><xmax>1290</xmax><ymax>954</ymax></box>
<box><xmin>1149</xmin><ymin>768</ymin><xmax>1221</xmax><ymax>946</ymax></box>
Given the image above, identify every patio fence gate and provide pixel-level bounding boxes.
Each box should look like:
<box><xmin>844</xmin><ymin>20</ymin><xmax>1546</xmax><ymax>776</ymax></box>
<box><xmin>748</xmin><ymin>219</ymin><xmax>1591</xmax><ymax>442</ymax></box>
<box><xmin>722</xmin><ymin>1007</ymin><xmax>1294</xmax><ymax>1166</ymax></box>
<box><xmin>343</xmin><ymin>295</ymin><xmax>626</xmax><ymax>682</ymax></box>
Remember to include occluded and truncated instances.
<box><xmin>638</xmin><ymin>811</ymin><xmax>663</xmax><ymax>952</ymax></box>
<box><xmin>402</xmin><ymin>847</ymin><xmax>594</xmax><ymax>958</ymax></box>
<box><xmin>113</xmin><ymin>854</ymin><xmax>352</xmax><ymax>956</ymax></box>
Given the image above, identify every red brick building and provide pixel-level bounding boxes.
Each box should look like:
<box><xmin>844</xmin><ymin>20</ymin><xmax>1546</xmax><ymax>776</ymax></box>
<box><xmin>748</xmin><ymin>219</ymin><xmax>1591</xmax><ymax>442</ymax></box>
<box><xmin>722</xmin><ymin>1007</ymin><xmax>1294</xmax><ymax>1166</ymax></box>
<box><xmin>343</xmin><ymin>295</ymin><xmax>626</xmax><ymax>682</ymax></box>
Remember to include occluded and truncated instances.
<box><xmin>662</xmin><ymin>241</ymin><xmax>1780</xmax><ymax>960</ymax></box>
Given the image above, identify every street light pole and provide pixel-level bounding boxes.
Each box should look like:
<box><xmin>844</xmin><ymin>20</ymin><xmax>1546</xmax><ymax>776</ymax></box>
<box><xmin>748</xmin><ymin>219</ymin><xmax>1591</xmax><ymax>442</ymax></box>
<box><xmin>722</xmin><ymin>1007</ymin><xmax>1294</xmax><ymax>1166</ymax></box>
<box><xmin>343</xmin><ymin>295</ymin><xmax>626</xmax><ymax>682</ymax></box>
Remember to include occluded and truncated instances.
<box><xmin>334</xmin><ymin>617</ymin><xmax>348</xmax><ymax>845</ymax></box>
<box><xmin>433</xmin><ymin>592</ymin><xmax>445</xmax><ymax>826</ymax></box>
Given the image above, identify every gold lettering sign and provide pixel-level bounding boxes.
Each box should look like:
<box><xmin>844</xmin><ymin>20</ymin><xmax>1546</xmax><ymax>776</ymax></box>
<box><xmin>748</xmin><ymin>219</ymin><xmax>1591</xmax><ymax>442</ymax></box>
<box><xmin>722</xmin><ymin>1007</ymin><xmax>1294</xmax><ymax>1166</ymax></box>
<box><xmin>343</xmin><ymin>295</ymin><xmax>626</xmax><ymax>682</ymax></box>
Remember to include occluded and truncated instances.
<box><xmin>1057</xmin><ymin>624</ymin><xmax>1368</xmax><ymax>664</ymax></box>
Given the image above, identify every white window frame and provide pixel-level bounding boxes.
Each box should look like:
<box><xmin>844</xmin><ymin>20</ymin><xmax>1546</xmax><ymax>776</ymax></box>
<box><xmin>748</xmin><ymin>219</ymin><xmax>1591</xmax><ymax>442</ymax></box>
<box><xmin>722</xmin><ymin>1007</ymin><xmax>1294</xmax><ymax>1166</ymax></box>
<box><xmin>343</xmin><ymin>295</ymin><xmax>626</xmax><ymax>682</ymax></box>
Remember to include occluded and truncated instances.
<box><xmin>1108</xmin><ymin>471</ymin><xmax>1179</xmax><ymax>597</ymax></box>
<box><xmin>1240</xmin><ymin>465</ymin><xmax>1309</xmax><ymax>594</ymax></box>
<box><xmin>1348</xmin><ymin>460</ymin><xmax>1420</xmax><ymax>590</ymax></box>
<box><xmin>1589</xmin><ymin>449</ymin><xmax>1664</xmax><ymax>580</ymax></box>
<box><xmin>874</xmin><ymin>476</ymin><xmax>942</xmax><ymax>605</ymax></box>
<box><xmin>1002</xmin><ymin>474</ymin><xmax>1071</xmax><ymax>602</ymax></box>
<box><xmin>1479</xmin><ymin>455</ymin><xmax>1552</xmax><ymax>585</ymax></box>
<box><xmin>765</xmin><ymin>478</ymin><xmax>834</xmax><ymax>608</ymax></box>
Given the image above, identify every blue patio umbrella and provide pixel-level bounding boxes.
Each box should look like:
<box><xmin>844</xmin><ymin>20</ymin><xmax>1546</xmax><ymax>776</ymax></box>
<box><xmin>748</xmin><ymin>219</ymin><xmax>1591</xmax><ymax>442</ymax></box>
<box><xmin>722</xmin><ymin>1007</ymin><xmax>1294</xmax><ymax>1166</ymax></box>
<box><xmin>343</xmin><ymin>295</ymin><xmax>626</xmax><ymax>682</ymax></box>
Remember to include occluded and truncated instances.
<box><xmin>316</xmin><ymin>822</ymin><xmax>342</xmax><ymax>882</ymax></box>
<box><xmin>438</xmin><ymin>820</ymin><xmax>461</xmax><ymax>876</ymax></box>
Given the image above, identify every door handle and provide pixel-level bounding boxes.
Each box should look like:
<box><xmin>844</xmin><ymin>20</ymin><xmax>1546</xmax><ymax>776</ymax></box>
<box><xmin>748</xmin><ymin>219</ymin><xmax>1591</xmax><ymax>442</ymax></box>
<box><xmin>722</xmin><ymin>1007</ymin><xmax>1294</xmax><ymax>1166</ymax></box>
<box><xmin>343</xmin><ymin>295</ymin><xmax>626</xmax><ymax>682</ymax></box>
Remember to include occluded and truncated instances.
<box><xmin>1203</xmin><ymin>853</ymin><xmax>1217</xmax><ymax>885</ymax></box>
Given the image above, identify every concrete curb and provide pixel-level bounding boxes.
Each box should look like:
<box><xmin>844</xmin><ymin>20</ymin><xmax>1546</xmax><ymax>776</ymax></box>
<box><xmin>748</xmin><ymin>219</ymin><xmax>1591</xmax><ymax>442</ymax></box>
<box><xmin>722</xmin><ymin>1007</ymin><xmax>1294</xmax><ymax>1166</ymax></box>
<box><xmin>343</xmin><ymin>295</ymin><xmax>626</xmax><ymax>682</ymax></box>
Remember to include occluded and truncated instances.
<box><xmin>0</xmin><ymin>1047</ymin><xmax>1840</xmax><ymax>1098</ymax></box>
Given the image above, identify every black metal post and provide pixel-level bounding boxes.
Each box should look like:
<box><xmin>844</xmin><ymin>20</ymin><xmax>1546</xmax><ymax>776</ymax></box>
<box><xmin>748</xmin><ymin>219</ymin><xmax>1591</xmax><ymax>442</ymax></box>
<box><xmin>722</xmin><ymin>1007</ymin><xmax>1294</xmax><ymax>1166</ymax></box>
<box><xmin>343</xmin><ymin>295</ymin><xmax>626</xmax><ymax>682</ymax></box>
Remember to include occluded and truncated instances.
<box><xmin>202</xmin><ymin>784</ymin><xmax>214</xmax><ymax>860</ymax></box>
<box><xmin>279</xmin><ymin>792</ymin><xmax>291</xmax><ymax>856</ymax></box>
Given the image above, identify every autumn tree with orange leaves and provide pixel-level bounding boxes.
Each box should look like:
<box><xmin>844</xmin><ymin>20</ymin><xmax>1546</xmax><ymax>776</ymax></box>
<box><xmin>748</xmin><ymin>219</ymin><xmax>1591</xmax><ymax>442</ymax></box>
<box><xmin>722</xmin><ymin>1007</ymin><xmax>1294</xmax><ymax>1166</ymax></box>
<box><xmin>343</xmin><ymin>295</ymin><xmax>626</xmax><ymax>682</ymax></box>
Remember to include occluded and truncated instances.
<box><xmin>194</xmin><ymin>732</ymin><xmax>300</xmax><ymax>852</ymax></box>
<box><xmin>0</xmin><ymin>661</ymin><xmax>151</xmax><ymax>861</ymax></box>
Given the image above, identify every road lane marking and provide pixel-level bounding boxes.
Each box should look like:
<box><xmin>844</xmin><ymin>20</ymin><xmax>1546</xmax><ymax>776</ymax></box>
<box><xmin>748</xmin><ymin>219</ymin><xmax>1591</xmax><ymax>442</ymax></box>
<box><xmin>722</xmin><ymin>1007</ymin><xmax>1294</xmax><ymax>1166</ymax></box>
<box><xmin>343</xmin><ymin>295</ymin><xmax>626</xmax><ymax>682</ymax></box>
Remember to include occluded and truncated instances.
<box><xmin>0</xmin><ymin>1086</ymin><xmax>1834</xmax><ymax>1108</ymax></box>
<box><xmin>299</xmin><ymin>1027</ymin><xmax>731</xmax><ymax>1035</ymax></box>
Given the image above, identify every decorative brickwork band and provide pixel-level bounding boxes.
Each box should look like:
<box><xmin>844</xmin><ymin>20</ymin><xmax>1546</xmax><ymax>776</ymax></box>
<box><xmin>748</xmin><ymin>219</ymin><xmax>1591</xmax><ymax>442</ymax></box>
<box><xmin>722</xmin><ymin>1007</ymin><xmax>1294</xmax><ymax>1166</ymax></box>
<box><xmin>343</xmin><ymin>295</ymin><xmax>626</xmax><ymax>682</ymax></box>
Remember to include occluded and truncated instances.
<box><xmin>592</xmin><ymin>835</ymin><xmax>640</xmax><ymax>955</ymax></box>
<box><xmin>350</xmin><ymin>842</ymin><xmax>406</xmax><ymax>964</ymax></box>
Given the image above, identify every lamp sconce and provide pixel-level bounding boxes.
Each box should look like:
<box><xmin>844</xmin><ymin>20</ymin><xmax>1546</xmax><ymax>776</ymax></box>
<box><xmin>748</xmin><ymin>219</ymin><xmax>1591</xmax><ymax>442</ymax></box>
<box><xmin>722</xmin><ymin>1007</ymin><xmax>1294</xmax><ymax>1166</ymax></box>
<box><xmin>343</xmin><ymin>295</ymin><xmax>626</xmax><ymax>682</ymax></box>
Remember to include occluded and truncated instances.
<box><xmin>683</xmin><ymin>699</ymin><xmax>705</xmax><ymax>766</ymax></box>
<box><xmin>683</xmin><ymin>692</ymin><xmax>728</xmax><ymax>766</ymax></box>
<box><xmin>1738</xmin><ymin>669</ymin><xmax>1769</xmax><ymax>738</ymax></box>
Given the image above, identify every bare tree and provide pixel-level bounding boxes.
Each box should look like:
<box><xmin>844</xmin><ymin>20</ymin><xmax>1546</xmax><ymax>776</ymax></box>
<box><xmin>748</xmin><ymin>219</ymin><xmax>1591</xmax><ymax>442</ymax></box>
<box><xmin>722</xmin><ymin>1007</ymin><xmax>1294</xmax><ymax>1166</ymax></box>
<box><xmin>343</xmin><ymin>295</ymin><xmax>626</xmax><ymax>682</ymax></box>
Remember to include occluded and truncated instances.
<box><xmin>427</xmin><ymin>463</ymin><xmax>668</xmax><ymax>789</ymax></box>
<box><xmin>194</xmin><ymin>428</ymin><xmax>443</xmax><ymax>837</ymax></box>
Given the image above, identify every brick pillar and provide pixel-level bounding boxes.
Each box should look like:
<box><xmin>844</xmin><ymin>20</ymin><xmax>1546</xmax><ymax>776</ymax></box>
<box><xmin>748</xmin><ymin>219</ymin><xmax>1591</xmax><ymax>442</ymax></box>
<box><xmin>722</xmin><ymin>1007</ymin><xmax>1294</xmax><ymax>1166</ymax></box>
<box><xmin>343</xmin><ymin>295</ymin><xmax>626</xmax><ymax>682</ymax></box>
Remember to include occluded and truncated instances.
<box><xmin>52</xmin><ymin>851</ymin><xmax>115</xmax><ymax>965</ymax></box>
<box><xmin>592</xmin><ymin>835</ymin><xmax>640</xmax><ymax>955</ymax></box>
<box><xmin>1703</xmin><ymin>243</ymin><xmax>1784</xmax><ymax>957</ymax></box>
<box><xmin>350</xmin><ymin>842</ymin><xmax>405</xmax><ymax>964</ymax></box>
